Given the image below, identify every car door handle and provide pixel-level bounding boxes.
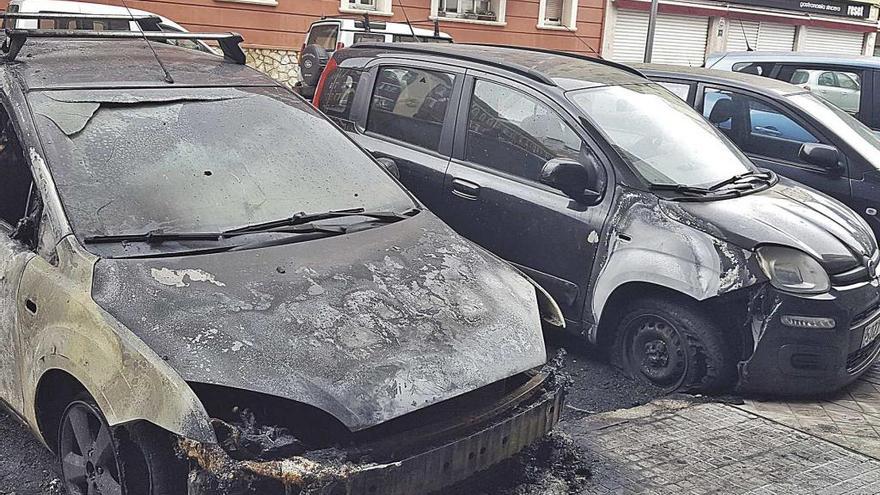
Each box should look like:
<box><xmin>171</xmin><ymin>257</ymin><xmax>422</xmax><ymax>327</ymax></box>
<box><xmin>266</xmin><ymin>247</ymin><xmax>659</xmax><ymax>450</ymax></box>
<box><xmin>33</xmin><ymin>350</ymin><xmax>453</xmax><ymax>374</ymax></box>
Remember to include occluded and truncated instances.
<box><xmin>24</xmin><ymin>298</ymin><xmax>37</xmax><ymax>314</ymax></box>
<box><xmin>451</xmin><ymin>178</ymin><xmax>481</xmax><ymax>200</ymax></box>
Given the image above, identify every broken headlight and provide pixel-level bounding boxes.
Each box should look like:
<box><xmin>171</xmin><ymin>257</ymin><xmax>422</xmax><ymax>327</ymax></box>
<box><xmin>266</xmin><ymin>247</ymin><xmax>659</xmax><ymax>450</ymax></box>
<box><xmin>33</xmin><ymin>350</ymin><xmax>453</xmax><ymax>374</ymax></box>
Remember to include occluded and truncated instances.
<box><xmin>756</xmin><ymin>246</ymin><xmax>830</xmax><ymax>294</ymax></box>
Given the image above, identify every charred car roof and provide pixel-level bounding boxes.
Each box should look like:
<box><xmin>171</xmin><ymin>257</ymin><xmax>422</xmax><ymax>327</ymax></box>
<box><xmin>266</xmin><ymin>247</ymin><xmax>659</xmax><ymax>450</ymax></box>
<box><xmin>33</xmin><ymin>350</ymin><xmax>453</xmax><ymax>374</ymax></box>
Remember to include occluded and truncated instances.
<box><xmin>339</xmin><ymin>43</ymin><xmax>649</xmax><ymax>90</ymax></box>
<box><xmin>6</xmin><ymin>38</ymin><xmax>272</xmax><ymax>90</ymax></box>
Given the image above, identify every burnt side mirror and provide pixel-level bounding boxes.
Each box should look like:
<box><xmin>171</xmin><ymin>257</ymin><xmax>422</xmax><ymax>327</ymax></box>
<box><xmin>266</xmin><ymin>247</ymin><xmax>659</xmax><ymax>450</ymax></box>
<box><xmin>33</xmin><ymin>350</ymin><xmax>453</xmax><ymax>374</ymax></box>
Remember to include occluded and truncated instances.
<box><xmin>539</xmin><ymin>157</ymin><xmax>604</xmax><ymax>204</ymax></box>
<box><xmin>376</xmin><ymin>157</ymin><xmax>400</xmax><ymax>180</ymax></box>
<box><xmin>799</xmin><ymin>143</ymin><xmax>841</xmax><ymax>172</ymax></box>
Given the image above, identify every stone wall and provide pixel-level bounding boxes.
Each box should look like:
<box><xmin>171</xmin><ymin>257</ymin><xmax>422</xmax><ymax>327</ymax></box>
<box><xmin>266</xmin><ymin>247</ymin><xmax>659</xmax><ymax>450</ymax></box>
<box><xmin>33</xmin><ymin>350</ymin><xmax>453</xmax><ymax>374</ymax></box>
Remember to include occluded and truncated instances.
<box><xmin>245</xmin><ymin>48</ymin><xmax>301</xmax><ymax>88</ymax></box>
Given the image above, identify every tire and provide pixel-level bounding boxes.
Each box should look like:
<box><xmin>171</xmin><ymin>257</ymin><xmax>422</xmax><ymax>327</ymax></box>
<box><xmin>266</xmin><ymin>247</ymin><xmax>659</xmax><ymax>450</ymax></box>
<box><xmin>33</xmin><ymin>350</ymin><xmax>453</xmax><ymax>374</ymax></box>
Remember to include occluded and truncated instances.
<box><xmin>298</xmin><ymin>44</ymin><xmax>329</xmax><ymax>88</ymax></box>
<box><xmin>613</xmin><ymin>295</ymin><xmax>736</xmax><ymax>393</ymax></box>
<box><xmin>58</xmin><ymin>394</ymin><xmax>187</xmax><ymax>495</ymax></box>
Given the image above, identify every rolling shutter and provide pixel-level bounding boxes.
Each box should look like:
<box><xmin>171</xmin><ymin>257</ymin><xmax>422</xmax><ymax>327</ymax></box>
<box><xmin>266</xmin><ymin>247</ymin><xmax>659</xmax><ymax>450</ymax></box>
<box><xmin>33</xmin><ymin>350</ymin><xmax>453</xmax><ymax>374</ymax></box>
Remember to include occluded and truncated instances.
<box><xmin>728</xmin><ymin>21</ymin><xmax>795</xmax><ymax>52</ymax></box>
<box><xmin>610</xmin><ymin>9</ymin><xmax>708</xmax><ymax>65</ymax></box>
<box><xmin>545</xmin><ymin>0</ymin><xmax>564</xmax><ymax>23</ymax></box>
<box><xmin>803</xmin><ymin>27</ymin><xmax>864</xmax><ymax>55</ymax></box>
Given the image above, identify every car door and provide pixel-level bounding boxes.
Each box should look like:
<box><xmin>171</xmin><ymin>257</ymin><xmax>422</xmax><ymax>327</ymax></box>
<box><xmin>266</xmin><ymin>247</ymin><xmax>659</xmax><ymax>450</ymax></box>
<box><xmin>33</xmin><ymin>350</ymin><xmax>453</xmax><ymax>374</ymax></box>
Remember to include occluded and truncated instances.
<box><xmin>0</xmin><ymin>108</ymin><xmax>38</xmax><ymax>415</ymax></box>
<box><xmin>350</xmin><ymin>61</ymin><xmax>463</xmax><ymax>212</ymax></box>
<box><xmin>697</xmin><ymin>85</ymin><xmax>852</xmax><ymax>203</ymax></box>
<box><xmin>440</xmin><ymin>72</ymin><xmax>613</xmax><ymax>322</ymax></box>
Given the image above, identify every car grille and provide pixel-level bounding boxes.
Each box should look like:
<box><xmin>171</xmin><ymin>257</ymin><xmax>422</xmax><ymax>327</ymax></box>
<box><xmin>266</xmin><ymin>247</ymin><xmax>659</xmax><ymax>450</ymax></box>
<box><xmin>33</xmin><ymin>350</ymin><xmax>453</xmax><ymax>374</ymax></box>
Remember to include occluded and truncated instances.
<box><xmin>831</xmin><ymin>250</ymin><xmax>880</xmax><ymax>286</ymax></box>
<box><xmin>847</xmin><ymin>336</ymin><xmax>880</xmax><ymax>373</ymax></box>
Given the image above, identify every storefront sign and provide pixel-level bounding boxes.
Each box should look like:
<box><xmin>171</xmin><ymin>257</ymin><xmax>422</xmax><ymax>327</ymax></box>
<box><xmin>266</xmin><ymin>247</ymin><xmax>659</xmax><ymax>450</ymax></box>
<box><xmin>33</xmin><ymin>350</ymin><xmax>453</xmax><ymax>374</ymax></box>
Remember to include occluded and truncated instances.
<box><xmin>732</xmin><ymin>0</ymin><xmax>871</xmax><ymax>18</ymax></box>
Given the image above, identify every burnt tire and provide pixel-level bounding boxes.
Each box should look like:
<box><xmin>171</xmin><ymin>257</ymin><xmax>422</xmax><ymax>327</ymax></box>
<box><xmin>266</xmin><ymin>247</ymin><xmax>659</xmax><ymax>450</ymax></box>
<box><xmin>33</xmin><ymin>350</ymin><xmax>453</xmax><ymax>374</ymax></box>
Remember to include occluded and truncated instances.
<box><xmin>58</xmin><ymin>394</ymin><xmax>186</xmax><ymax>495</ymax></box>
<box><xmin>613</xmin><ymin>295</ymin><xmax>736</xmax><ymax>393</ymax></box>
<box><xmin>299</xmin><ymin>43</ymin><xmax>329</xmax><ymax>88</ymax></box>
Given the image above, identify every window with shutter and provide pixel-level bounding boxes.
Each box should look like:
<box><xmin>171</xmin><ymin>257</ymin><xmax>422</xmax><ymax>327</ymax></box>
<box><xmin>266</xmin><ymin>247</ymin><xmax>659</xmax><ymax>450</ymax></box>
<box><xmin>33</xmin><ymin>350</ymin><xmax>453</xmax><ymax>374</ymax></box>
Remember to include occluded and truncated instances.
<box><xmin>544</xmin><ymin>0</ymin><xmax>563</xmax><ymax>24</ymax></box>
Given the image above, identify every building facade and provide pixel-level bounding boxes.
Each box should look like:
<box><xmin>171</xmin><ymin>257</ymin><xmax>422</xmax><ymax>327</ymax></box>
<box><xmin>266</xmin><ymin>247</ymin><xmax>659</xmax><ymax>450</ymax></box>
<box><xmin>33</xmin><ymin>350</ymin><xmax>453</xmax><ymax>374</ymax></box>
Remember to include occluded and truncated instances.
<box><xmin>602</xmin><ymin>0</ymin><xmax>880</xmax><ymax>65</ymax></box>
<box><xmin>22</xmin><ymin>0</ymin><xmax>606</xmax><ymax>84</ymax></box>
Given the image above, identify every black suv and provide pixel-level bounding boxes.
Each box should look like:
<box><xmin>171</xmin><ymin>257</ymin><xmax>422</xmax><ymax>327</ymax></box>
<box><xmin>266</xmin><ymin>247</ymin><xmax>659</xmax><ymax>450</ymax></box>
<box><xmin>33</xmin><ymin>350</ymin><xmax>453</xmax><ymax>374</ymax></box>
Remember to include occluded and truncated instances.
<box><xmin>640</xmin><ymin>65</ymin><xmax>880</xmax><ymax>241</ymax></box>
<box><xmin>315</xmin><ymin>43</ymin><xmax>880</xmax><ymax>396</ymax></box>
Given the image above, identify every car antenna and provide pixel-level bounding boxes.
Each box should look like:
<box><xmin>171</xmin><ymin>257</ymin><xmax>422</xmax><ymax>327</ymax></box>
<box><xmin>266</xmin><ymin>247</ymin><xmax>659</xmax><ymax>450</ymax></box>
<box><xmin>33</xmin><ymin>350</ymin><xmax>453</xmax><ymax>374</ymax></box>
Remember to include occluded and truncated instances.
<box><xmin>396</xmin><ymin>0</ymin><xmax>421</xmax><ymax>42</ymax></box>
<box><xmin>120</xmin><ymin>0</ymin><xmax>174</xmax><ymax>83</ymax></box>
<box><xmin>559</xmin><ymin>25</ymin><xmax>601</xmax><ymax>57</ymax></box>
<box><xmin>738</xmin><ymin>20</ymin><xmax>754</xmax><ymax>51</ymax></box>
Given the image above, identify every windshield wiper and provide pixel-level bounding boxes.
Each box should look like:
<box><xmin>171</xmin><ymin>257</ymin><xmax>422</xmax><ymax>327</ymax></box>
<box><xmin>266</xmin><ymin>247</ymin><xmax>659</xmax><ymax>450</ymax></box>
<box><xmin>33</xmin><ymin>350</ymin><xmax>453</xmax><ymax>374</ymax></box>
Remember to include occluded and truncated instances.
<box><xmin>84</xmin><ymin>230</ymin><xmax>223</xmax><ymax>244</ymax></box>
<box><xmin>708</xmin><ymin>171</ymin><xmax>774</xmax><ymax>191</ymax></box>
<box><xmin>649</xmin><ymin>183</ymin><xmax>713</xmax><ymax>195</ymax></box>
<box><xmin>223</xmin><ymin>207</ymin><xmax>418</xmax><ymax>235</ymax></box>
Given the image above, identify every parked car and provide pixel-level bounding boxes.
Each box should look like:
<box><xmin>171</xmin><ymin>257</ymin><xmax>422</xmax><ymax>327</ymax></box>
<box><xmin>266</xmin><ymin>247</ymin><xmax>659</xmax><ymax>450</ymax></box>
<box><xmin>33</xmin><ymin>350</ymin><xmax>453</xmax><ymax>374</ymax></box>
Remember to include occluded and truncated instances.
<box><xmin>314</xmin><ymin>43</ymin><xmax>880</xmax><ymax>396</ymax></box>
<box><xmin>0</xmin><ymin>18</ymin><xmax>563</xmax><ymax>495</ymax></box>
<box><xmin>5</xmin><ymin>0</ymin><xmax>216</xmax><ymax>53</ymax></box>
<box><xmin>639</xmin><ymin>64</ymin><xmax>880</xmax><ymax>242</ymax></box>
<box><xmin>297</xmin><ymin>17</ymin><xmax>453</xmax><ymax>98</ymax></box>
<box><xmin>706</xmin><ymin>51</ymin><xmax>880</xmax><ymax>132</ymax></box>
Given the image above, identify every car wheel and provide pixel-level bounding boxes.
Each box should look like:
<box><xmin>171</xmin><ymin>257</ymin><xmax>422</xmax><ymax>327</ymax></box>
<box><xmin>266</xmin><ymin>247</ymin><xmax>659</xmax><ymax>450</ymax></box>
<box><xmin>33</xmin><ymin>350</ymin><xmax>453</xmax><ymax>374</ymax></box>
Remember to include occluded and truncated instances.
<box><xmin>614</xmin><ymin>296</ymin><xmax>736</xmax><ymax>393</ymax></box>
<box><xmin>59</xmin><ymin>395</ymin><xmax>186</xmax><ymax>495</ymax></box>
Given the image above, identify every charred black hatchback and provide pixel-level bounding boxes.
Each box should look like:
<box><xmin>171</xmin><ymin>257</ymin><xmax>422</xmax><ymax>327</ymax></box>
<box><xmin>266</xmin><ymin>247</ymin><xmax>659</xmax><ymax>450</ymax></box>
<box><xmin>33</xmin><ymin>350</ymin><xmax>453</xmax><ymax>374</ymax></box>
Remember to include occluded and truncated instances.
<box><xmin>0</xmin><ymin>17</ymin><xmax>564</xmax><ymax>495</ymax></box>
<box><xmin>316</xmin><ymin>43</ymin><xmax>880</xmax><ymax>396</ymax></box>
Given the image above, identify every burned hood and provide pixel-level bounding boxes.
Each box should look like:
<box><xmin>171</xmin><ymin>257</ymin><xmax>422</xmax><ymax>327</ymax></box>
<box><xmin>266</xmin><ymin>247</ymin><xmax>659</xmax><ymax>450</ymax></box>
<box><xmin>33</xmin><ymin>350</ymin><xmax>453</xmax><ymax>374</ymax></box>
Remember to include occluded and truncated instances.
<box><xmin>660</xmin><ymin>179</ymin><xmax>877</xmax><ymax>274</ymax></box>
<box><xmin>90</xmin><ymin>212</ymin><xmax>546</xmax><ymax>432</ymax></box>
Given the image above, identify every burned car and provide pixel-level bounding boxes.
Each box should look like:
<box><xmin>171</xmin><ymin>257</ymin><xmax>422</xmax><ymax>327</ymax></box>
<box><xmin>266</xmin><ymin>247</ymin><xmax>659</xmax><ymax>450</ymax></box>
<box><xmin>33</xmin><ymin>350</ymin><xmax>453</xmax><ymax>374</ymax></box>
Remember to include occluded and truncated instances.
<box><xmin>0</xmin><ymin>21</ymin><xmax>563</xmax><ymax>495</ymax></box>
<box><xmin>315</xmin><ymin>43</ymin><xmax>880</xmax><ymax>396</ymax></box>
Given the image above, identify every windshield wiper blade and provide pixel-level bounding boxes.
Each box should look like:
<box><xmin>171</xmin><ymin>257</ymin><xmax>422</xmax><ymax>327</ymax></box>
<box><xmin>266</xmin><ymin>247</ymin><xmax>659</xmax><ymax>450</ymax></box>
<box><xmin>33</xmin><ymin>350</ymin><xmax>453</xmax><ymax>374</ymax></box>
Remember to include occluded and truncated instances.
<box><xmin>708</xmin><ymin>171</ymin><xmax>773</xmax><ymax>191</ymax></box>
<box><xmin>649</xmin><ymin>183</ymin><xmax>713</xmax><ymax>195</ymax></box>
<box><xmin>84</xmin><ymin>229</ymin><xmax>223</xmax><ymax>244</ymax></box>
<box><xmin>224</xmin><ymin>207</ymin><xmax>417</xmax><ymax>235</ymax></box>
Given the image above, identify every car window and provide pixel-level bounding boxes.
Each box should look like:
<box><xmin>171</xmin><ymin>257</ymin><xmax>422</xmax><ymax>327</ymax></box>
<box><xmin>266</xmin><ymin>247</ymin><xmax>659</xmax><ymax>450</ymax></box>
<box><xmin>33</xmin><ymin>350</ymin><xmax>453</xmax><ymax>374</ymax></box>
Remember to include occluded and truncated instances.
<box><xmin>366</xmin><ymin>67</ymin><xmax>454</xmax><ymax>152</ymax></box>
<box><xmin>731</xmin><ymin>62</ymin><xmax>774</xmax><ymax>76</ymax></box>
<box><xmin>465</xmin><ymin>80</ymin><xmax>585</xmax><ymax>183</ymax></box>
<box><xmin>703</xmin><ymin>88</ymin><xmax>819</xmax><ymax>164</ymax></box>
<box><xmin>658</xmin><ymin>82</ymin><xmax>691</xmax><ymax>102</ymax></box>
<box><xmin>0</xmin><ymin>112</ymin><xmax>32</xmax><ymax>230</ymax></box>
<box><xmin>29</xmin><ymin>87</ymin><xmax>415</xmax><ymax>245</ymax></box>
<box><xmin>318</xmin><ymin>67</ymin><xmax>361</xmax><ymax>121</ymax></box>
<box><xmin>306</xmin><ymin>24</ymin><xmax>339</xmax><ymax>51</ymax></box>
<box><xmin>393</xmin><ymin>35</ymin><xmax>453</xmax><ymax>43</ymax></box>
<box><xmin>818</xmin><ymin>72</ymin><xmax>836</xmax><ymax>87</ymax></box>
<box><xmin>790</xmin><ymin>70</ymin><xmax>810</xmax><ymax>85</ymax></box>
<box><xmin>569</xmin><ymin>83</ymin><xmax>755</xmax><ymax>187</ymax></box>
<box><xmin>157</xmin><ymin>23</ymin><xmax>204</xmax><ymax>52</ymax></box>
<box><xmin>354</xmin><ymin>33</ymin><xmax>385</xmax><ymax>43</ymax></box>
<box><xmin>779</xmin><ymin>66</ymin><xmax>862</xmax><ymax>115</ymax></box>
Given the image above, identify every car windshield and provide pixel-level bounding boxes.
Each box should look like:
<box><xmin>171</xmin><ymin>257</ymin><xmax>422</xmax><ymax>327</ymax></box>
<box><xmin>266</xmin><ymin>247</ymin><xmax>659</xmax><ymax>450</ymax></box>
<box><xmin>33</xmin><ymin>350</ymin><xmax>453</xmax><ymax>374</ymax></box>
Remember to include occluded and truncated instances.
<box><xmin>30</xmin><ymin>86</ymin><xmax>414</xmax><ymax>243</ymax></box>
<box><xmin>567</xmin><ymin>83</ymin><xmax>755</xmax><ymax>187</ymax></box>
<box><xmin>787</xmin><ymin>92</ymin><xmax>880</xmax><ymax>167</ymax></box>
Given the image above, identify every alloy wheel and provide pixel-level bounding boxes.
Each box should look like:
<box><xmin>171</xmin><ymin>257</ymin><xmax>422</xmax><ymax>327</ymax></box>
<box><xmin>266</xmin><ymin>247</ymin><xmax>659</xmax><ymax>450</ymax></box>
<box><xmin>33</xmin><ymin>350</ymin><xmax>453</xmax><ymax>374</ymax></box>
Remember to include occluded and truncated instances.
<box><xmin>59</xmin><ymin>401</ymin><xmax>125</xmax><ymax>495</ymax></box>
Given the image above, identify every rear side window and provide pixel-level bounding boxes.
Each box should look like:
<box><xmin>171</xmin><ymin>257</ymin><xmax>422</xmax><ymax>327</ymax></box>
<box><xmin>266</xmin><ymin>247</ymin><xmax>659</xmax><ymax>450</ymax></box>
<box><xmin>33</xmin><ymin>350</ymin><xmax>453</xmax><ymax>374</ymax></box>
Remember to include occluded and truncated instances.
<box><xmin>366</xmin><ymin>67</ymin><xmax>454</xmax><ymax>151</ymax></box>
<box><xmin>354</xmin><ymin>33</ymin><xmax>385</xmax><ymax>43</ymax></box>
<box><xmin>778</xmin><ymin>66</ymin><xmax>863</xmax><ymax>115</ymax></box>
<box><xmin>307</xmin><ymin>24</ymin><xmax>339</xmax><ymax>51</ymax></box>
<box><xmin>658</xmin><ymin>82</ymin><xmax>691</xmax><ymax>102</ymax></box>
<box><xmin>732</xmin><ymin>62</ymin><xmax>774</xmax><ymax>77</ymax></box>
<box><xmin>318</xmin><ymin>67</ymin><xmax>361</xmax><ymax>121</ymax></box>
<box><xmin>465</xmin><ymin>80</ymin><xmax>585</xmax><ymax>182</ymax></box>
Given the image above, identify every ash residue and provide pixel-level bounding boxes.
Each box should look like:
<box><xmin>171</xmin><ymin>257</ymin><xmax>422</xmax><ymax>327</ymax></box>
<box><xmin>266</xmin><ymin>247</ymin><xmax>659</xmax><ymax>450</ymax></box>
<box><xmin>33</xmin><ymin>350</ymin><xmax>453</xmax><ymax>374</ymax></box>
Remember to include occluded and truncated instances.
<box><xmin>441</xmin><ymin>432</ymin><xmax>592</xmax><ymax>495</ymax></box>
<box><xmin>212</xmin><ymin>408</ymin><xmax>307</xmax><ymax>461</ymax></box>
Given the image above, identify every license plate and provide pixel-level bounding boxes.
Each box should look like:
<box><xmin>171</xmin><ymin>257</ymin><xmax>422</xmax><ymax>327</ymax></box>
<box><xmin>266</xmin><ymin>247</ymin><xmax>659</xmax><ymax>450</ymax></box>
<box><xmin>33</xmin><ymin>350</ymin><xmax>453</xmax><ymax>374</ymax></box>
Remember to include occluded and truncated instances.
<box><xmin>862</xmin><ymin>318</ymin><xmax>880</xmax><ymax>347</ymax></box>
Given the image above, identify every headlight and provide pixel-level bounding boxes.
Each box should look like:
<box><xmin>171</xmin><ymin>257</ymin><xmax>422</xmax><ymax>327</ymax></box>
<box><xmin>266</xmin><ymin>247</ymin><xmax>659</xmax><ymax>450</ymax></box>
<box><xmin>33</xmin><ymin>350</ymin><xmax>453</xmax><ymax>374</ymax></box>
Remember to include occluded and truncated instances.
<box><xmin>756</xmin><ymin>246</ymin><xmax>830</xmax><ymax>294</ymax></box>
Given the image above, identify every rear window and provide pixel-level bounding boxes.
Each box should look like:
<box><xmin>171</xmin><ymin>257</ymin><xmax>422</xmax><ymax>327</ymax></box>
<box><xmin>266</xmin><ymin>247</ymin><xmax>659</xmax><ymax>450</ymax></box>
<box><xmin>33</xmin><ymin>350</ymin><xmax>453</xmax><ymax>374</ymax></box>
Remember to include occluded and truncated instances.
<box><xmin>319</xmin><ymin>67</ymin><xmax>362</xmax><ymax>121</ymax></box>
<box><xmin>307</xmin><ymin>24</ymin><xmax>339</xmax><ymax>51</ymax></box>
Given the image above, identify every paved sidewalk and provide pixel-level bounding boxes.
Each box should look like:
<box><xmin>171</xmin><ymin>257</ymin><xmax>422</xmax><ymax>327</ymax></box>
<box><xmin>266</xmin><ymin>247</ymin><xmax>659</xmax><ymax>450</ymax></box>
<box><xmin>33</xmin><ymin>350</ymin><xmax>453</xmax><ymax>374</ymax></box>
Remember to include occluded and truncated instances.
<box><xmin>564</xmin><ymin>363</ymin><xmax>880</xmax><ymax>494</ymax></box>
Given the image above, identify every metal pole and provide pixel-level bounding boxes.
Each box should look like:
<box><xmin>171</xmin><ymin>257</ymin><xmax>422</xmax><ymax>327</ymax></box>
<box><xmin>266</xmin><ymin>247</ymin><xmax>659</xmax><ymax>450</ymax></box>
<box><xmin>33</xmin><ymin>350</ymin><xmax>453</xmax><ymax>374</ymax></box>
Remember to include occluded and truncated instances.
<box><xmin>644</xmin><ymin>0</ymin><xmax>659</xmax><ymax>63</ymax></box>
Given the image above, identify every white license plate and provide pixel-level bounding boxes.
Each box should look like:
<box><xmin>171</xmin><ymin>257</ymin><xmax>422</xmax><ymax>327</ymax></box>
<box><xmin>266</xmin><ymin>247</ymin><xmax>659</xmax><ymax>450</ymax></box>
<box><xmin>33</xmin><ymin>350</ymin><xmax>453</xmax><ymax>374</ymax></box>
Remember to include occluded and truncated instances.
<box><xmin>862</xmin><ymin>318</ymin><xmax>880</xmax><ymax>347</ymax></box>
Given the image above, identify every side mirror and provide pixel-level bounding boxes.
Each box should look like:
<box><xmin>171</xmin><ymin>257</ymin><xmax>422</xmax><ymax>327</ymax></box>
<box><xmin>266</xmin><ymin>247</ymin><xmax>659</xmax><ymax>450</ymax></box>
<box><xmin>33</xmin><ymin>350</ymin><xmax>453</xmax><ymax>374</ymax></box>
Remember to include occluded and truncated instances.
<box><xmin>799</xmin><ymin>143</ymin><xmax>841</xmax><ymax>172</ymax></box>
<box><xmin>539</xmin><ymin>157</ymin><xmax>604</xmax><ymax>204</ymax></box>
<box><xmin>376</xmin><ymin>157</ymin><xmax>400</xmax><ymax>179</ymax></box>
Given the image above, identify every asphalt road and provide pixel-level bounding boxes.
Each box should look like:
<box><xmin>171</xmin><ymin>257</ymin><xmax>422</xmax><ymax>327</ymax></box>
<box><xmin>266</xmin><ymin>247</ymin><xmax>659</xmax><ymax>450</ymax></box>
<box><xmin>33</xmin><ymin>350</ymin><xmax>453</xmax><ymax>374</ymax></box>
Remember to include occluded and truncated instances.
<box><xmin>0</xmin><ymin>331</ymin><xmax>663</xmax><ymax>495</ymax></box>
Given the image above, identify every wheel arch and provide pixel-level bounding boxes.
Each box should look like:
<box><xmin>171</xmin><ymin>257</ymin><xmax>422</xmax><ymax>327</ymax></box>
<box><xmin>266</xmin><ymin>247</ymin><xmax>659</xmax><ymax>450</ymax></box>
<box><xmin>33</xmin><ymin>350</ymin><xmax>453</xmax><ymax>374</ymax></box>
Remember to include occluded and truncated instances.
<box><xmin>595</xmin><ymin>282</ymin><xmax>699</xmax><ymax>349</ymax></box>
<box><xmin>33</xmin><ymin>368</ymin><xmax>87</xmax><ymax>452</ymax></box>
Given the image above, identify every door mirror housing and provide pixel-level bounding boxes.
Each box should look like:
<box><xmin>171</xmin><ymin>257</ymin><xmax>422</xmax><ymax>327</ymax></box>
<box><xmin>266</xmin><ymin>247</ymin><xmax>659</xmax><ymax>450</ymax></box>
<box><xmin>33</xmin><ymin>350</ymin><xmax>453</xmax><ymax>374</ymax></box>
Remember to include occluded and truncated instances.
<box><xmin>799</xmin><ymin>143</ymin><xmax>841</xmax><ymax>172</ymax></box>
<box><xmin>376</xmin><ymin>157</ymin><xmax>400</xmax><ymax>179</ymax></box>
<box><xmin>539</xmin><ymin>157</ymin><xmax>604</xmax><ymax>204</ymax></box>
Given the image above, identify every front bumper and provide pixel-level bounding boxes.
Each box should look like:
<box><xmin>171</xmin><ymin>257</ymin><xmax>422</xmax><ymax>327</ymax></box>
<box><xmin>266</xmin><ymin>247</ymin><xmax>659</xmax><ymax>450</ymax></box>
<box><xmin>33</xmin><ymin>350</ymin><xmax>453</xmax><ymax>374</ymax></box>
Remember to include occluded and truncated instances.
<box><xmin>738</xmin><ymin>281</ymin><xmax>880</xmax><ymax>396</ymax></box>
<box><xmin>183</xmin><ymin>372</ymin><xmax>564</xmax><ymax>495</ymax></box>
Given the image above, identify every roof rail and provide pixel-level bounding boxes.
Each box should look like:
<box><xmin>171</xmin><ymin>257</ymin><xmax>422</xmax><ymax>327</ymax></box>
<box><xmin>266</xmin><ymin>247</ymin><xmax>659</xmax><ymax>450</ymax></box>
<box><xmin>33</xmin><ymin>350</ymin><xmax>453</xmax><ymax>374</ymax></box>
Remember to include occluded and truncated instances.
<box><xmin>471</xmin><ymin>43</ymin><xmax>647</xmax><ymax>79</ymax></box>
<box><xmin>0</xmin><ymin>26</ymin><xmax>246</xmax><ymax>64</ymax></box>
<box><xmin>352</xmin><ymin>42</ymin><xmax>557</xmax><ymax>86</ymax></box>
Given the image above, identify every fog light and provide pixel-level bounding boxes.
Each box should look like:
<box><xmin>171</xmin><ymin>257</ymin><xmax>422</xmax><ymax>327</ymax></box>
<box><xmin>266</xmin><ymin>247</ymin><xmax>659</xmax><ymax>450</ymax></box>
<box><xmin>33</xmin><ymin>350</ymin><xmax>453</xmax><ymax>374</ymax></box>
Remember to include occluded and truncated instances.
<box><xmin>781</xmin><ymin>315</ymin><xmax>835</xmax><ymax>329</ymax></box>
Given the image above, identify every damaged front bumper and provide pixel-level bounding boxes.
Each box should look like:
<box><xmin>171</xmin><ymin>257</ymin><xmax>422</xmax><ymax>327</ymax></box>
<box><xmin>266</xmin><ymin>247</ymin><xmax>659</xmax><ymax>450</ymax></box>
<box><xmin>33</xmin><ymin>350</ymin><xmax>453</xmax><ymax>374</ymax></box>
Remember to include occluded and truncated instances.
<box><xmin>182</xmin><ymin>365</ymin><xmax>565</xmax><ymax>494</ymax></box>
<box><xmin>739</xmin><ymin>281</ymin><xmax>880</xmax><ymax>396</ymax></box>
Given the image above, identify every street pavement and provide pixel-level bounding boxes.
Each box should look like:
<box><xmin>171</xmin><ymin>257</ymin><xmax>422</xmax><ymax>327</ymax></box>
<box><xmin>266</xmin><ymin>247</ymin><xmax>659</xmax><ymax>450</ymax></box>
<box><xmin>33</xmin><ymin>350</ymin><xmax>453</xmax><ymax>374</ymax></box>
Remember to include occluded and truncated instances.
<box><xmin>562</xmin><ymin>363</ymin><xmax>880</xmax><ymax>494</ymax></box>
